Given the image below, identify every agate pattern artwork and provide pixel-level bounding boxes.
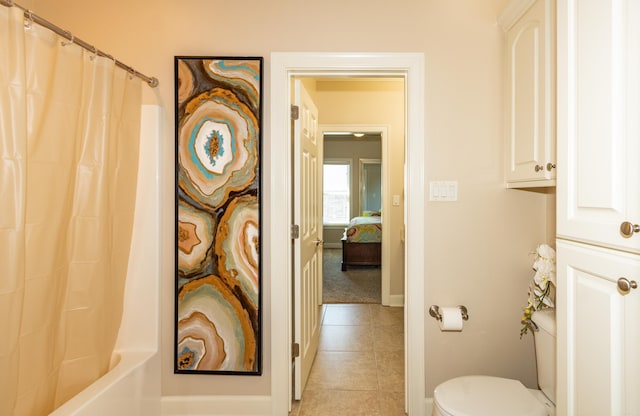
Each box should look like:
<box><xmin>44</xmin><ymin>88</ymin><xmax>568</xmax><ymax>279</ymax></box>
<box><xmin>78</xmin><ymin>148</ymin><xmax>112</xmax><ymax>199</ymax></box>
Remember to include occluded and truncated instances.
<box><xmin>175</xmin><ymin>57</ymin><xmax>262</xmax><ymax>375</ymax></box>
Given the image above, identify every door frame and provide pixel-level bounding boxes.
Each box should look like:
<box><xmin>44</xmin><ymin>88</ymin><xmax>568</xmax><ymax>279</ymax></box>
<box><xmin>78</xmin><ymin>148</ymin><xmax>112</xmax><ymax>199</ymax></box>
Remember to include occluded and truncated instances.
<box><xmin>269</xmin><ymin>52</ymin><xmax>426</xmax><ymax>415</ymax></box>
<box><xmin>320</xmin><ymin>124</ymin><xmax>393</xmax><ymax>306</ymax></box>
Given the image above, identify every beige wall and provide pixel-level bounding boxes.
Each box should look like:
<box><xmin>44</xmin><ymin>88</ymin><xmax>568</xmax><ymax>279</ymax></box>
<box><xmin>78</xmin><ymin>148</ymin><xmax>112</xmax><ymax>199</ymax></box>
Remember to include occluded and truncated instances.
<box><xmin>32</xmin><ymin>0</ymin><xmax>555</xmax><ymax>399</ymax></box>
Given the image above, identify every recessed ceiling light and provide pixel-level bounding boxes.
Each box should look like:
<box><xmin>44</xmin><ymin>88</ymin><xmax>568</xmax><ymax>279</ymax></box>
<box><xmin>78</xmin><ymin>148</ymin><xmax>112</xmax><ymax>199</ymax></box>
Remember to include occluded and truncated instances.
<box><xmin>353</xmin><ymin>133</ymin><xmax>365</xmax><ymax>137</ymax></box>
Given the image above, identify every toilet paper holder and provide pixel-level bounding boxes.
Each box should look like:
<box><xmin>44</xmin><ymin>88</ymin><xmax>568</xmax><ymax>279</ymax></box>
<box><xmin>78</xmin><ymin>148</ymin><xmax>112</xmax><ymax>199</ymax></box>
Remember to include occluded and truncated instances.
<box><xmin>429</xmin><ymin>305</ymin><xmax>469</xmax><ymax>322</ymax></box>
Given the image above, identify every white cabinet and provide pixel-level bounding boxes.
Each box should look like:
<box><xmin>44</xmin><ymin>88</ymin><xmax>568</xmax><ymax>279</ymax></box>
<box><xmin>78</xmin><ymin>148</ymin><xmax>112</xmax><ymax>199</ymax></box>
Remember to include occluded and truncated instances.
<box><xmin>556</xmin><ymin>0</ymin><xmax>640</xmax><ymax>414</ymax></box>
<box><xmin>556</xmin><ymin>240</ymin><xmax>640</xmax><ymax>416</ymax></box>
<box><xmin>556</xmin><ymin>0</ymin><xmax>640</xmax><ymax>253</ymax></box>
<box><xmin>499</xmin><ymin>0</ymin><xmax>556</xmax><ymax>188</ymax></box>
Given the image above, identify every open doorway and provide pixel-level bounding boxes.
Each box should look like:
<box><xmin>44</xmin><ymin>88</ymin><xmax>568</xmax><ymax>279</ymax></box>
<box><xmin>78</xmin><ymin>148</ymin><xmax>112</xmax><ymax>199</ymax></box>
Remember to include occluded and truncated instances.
<box><xmin>292</xmin><ymin>81</ymin><xmax>401</xmax><ymax>406</ymax></box>
<box><xmin>269</xmin><ymin>52</ymin><xmax>426</xmax><ymax>416</ymax></box>
<box><xmin>292</xmin><ymin>121</ymin><xmax>397</xmax><ymax>414</ymax></box>
<box><xmin>321</xmin><ymin>124</ymin><xmax>392</xmax><ymax>306</ymax></box>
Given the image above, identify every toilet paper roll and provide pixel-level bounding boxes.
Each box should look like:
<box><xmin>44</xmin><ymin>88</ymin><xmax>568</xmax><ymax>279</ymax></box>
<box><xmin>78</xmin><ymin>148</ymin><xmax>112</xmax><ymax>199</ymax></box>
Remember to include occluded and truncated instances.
<box><xmin>438</xmin><ymin>307</ymin><xmax>464</xmax><ymax>331</ymax></box>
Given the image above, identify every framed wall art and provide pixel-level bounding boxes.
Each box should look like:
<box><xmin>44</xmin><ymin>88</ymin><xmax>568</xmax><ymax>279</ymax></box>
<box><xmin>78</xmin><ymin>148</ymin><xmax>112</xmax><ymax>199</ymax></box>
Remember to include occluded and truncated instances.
<box><xmin>174</xmin><ymin>56</ymin><xmax>262</xmax><ymax>375</ymax></box>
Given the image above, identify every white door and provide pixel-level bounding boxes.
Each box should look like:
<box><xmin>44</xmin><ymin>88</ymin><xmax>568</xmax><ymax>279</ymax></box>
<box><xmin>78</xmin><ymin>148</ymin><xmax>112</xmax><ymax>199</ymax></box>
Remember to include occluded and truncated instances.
<box><xmin>556</xmin><ymin>240</ymin><xmax>640</xmax><ymax>415</ymax></box>
<box><xmin>556</xmin><ymin>0</ymin><xmax>640</xmax><ymax>253</ymax></box>
<box><xmin>292</xmin><ymin>79</ymin><xmax>323</xmax><ymax>400</ymax></box>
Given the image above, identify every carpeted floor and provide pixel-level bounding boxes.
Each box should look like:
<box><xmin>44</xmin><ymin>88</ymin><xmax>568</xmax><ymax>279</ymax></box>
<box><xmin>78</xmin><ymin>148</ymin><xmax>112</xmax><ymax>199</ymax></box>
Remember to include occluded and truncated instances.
<box><xmin>322</xmin><ymin>248</ymin><xmax>381</xmax><ymax>304</ymax></box>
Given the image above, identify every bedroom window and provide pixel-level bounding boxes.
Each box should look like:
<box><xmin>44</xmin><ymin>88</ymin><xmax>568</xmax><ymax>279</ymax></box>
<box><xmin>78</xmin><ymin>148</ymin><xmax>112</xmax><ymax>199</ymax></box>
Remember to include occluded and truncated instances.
<box><xmin>323</xmin><ymin>161</ymin><xmax>351</xmax><ymax>225</ymax></box>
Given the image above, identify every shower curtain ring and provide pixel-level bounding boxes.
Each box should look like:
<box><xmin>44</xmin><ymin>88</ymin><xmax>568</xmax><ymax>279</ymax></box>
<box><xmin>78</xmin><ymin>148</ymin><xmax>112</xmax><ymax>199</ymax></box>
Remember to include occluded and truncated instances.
<box><xmin>61</xmin><ymin>31</ymin><xmax>74</xmax><ymax>46</ymax></box>
<box><xmin>90</xmin><ymin>46</ymin><xmax>98</xmax><ymax>60</ymax></box>
<box><xmin>24</xmin><ymin>9</ymin><xmax>34</xmax><ymax>29</ymax></box>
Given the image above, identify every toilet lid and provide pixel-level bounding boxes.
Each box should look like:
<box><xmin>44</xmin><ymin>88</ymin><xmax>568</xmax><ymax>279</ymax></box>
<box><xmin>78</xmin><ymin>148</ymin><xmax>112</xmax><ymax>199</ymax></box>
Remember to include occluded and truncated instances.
<box><xmin>433</xmin><ymin>376</ymin><xmax>547</xmax><ymax>416</ymax></box>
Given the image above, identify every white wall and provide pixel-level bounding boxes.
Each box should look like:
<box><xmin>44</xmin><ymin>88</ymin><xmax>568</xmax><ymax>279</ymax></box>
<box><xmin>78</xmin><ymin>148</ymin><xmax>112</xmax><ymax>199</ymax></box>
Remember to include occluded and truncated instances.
<box><xmin>33</xmin><ymin>0</ymin><xmax>552</xmax><ymax>399</ymax></box>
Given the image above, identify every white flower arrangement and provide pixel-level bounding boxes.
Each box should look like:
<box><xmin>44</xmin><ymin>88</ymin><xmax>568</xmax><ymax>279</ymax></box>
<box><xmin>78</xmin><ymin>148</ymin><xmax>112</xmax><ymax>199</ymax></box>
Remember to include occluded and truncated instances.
<box><xmin>520</xmin><ymin>244</ymin><xmax>556</xmax><ymax>338</ymax></box>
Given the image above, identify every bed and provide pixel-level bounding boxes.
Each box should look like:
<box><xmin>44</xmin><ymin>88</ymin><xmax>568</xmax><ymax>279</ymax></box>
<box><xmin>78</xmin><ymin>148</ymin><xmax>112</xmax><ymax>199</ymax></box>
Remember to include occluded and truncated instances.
<box><xmin>341</xmin><ymin>215</ymin><xmax>382</xmax><ymax>271</ymax></box>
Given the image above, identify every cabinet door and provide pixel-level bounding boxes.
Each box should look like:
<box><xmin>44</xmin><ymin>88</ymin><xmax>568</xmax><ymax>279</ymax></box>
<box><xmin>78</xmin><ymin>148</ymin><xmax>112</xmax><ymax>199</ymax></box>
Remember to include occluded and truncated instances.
<box><xmin>504</xmin><ymin>0</ymin><xmax>556</xmax><ymax>185</ymax></box>
<box><xmin>556</xmin><ymin>240</ymin><xmax>640</xmax><ymax>416</ymax></box>
<box><xmin>556</xmin><ymin>0</ymin><xmax>640</xmax><ymax>253</ymax></box>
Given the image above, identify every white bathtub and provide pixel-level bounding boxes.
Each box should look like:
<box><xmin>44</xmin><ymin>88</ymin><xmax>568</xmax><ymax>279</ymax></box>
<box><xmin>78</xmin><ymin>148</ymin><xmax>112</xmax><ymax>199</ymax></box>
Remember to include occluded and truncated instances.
<box><xmin>50</xmin><ymin>105</ymin><xmax>162</xmax><ymax>416</ymax></box>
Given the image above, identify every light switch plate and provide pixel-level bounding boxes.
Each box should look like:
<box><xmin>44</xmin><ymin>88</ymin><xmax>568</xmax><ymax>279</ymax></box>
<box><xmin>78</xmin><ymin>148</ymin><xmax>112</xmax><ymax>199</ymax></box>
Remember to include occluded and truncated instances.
<box><xmin>429</xmin><ymin>181</ymin><xmax>458</xmax><ymax>201</ymax></box>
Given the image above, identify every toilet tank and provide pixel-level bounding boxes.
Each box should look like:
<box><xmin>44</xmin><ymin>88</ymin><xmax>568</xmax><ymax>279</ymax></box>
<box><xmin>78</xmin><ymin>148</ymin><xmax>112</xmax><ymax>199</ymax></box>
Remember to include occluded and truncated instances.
<box><xmin>531</xmin><ymin>309</ymin><xmax>556</xmax><ymax>404</ymax></box>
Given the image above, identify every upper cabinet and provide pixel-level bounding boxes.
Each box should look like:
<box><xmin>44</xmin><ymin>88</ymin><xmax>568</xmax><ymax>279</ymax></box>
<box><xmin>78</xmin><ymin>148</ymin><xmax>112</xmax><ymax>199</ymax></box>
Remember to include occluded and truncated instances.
<box><xmin>556</xmin><ymin>0</ymin><xmax>640</xmax><ymax>254</ymax></box>
<box><xmin>499</xmin><ymin>0</ymin><xmax>556</xmax><ymax>188</ymax></box>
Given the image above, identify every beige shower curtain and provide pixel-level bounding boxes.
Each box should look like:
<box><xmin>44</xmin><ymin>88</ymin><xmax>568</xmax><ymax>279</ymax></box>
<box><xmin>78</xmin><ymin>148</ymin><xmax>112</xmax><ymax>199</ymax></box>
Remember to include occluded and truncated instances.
<box><xmin>0</xmin><ymin>7</ymin><xmax>142</xmax><ymax>415</ymax></box>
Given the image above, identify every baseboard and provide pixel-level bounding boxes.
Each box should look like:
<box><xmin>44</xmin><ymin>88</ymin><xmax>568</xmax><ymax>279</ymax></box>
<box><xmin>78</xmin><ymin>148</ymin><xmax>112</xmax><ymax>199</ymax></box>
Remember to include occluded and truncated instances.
<box><xmin>426</xmin><ymin>397</ymin><xmax>434</xmax><ymax>414</ymax></box>
<box><xmin>324</xmin><ymin>243</ymin><xmax>341</xmax><ymax>249</ymax></box>
<box><xmin>161</xmin><ymin>395</ymin><xmax>271</xmax><ymax>416</ymax></box>
<box><xmin>387</xmin><ymin>294</ymin><xmax>405</xmax><ymax>307</ymax></box>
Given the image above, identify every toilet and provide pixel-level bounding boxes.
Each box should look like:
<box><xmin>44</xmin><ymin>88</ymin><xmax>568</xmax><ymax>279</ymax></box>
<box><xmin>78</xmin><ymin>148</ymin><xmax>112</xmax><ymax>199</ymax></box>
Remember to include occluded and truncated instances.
<box><xmin>432</xmin><ymin>309</ymin><xmax>556</xmax><ymax>416</ymax></box>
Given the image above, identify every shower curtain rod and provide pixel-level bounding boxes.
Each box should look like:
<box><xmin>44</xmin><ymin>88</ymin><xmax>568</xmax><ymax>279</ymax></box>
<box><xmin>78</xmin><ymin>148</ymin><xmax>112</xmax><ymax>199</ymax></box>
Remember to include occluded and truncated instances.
<box><xmin>1</xmin><ymin>0</ymin><xmax>159</xmax><ymax>88</ymax></box>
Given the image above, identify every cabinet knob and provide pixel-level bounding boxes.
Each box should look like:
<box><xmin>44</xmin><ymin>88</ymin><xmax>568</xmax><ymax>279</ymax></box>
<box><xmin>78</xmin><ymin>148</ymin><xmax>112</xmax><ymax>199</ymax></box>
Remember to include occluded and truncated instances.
<box><xmin>535</xmin><ymin>165</ymin><xmax>544</xmax><ymax>172</ymax></box>
<box><xmin>546</xmin><ymin>163</ymin><xmax>556</xmax><ymax>171</ymax></box>
<box><xmin>617</xmin><ymin>277</ymin><xmax>638</xmax><ymax>295</ymax></box>
<box><xmin>620</xmin><ymin>221</ymin><xmax>640</xmax><ymax>238</ymax></box>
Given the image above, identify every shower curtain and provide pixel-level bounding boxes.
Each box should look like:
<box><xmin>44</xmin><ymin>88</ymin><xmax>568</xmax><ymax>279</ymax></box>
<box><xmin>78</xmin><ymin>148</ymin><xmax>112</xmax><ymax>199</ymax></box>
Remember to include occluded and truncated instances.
<box><xmin>0</xmin><ymin>7</ymin><xmax>142</xmax><ymax>415</ymax></box>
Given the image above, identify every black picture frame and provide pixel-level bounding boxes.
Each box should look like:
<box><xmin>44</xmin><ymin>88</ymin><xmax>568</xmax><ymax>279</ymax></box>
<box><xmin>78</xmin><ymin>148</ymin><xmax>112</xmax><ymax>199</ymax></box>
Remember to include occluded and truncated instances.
<box><xmin>174</xmin><ymin>56</ymin><xmax>263</xmax><ymax>375</ymax></box>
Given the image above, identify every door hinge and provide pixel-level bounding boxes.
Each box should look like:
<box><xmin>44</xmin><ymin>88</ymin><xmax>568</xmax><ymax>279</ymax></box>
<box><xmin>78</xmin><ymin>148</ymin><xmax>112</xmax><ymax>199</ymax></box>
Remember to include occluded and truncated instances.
<box><xmin>292</xmin><ymin>342</ymin><xmax>300</xmax><ymax>359</ymax></box>
<box><xmin>291</xmin><ymin>105</ymin><xmax>300</xmax><ymax>120</ymax></box>
<box><xmin>291</xmin><ymin>224</ymin><xmax>300</xmax><ymax>239</ymax></box>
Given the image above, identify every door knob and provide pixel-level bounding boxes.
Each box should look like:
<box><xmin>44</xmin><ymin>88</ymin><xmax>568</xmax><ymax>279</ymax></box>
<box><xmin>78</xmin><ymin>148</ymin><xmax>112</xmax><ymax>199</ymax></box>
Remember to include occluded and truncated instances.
<box><xmin>546</xmin><ymin>163</ymin><xmax>556</xmax><ymax>171</ymax></box>
<box><xmin>314</xmin><ymin>239</ymin><xmax>324</xmax><ymax>247</ymax></box>
<box><xmin>620</xmin><ymin>221</ymin><xmax>640</xmax><ymax>238</ymax></box>
<box><xmin>617</xmin><ymin>277</ymin><xmax>638</xmax><ymax>295</ymax></box>
<box><xmin>535</xmin><ymin>165</ymin><xmax>544</xmax><ymax>172</ymax></box>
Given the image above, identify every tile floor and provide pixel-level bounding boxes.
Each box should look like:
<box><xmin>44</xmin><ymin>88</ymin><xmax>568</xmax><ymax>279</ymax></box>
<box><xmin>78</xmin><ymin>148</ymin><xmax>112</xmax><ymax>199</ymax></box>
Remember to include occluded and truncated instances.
<box><xmin>289</xmin><ymin>303</ymin><xmax>406</xmax><ymax>416</ymax></box>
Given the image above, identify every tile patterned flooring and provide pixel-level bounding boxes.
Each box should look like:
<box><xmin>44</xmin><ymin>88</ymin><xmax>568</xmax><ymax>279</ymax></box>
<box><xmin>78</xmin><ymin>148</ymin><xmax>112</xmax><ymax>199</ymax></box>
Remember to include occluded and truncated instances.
<box><xmin>289</xmin><ymin>303</ymin><xmax>406</xmax><ymax>416</ymax></box>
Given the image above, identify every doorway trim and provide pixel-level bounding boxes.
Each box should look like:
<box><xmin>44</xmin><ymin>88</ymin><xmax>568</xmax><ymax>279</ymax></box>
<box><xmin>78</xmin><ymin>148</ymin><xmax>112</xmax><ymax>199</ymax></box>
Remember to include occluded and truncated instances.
<box><xmin>320</xmin><ymin>124</ymin><xmax>393</xmax><ymax>306</ymax></box>
<box><xmin>269</xmin><ymin>52</ymin><xmax>426</xmax><ymax>415</ymax></box>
